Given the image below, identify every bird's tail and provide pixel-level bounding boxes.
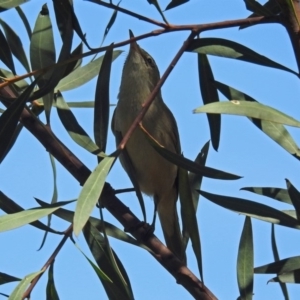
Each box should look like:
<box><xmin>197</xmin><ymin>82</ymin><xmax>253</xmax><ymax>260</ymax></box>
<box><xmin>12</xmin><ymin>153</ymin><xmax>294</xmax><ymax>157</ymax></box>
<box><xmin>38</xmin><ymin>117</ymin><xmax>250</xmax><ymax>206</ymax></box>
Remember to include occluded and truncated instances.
<box><xmin>156</xmin><ymin>190</ymin><xmax>186</xmax><ymax>263</ymax></box>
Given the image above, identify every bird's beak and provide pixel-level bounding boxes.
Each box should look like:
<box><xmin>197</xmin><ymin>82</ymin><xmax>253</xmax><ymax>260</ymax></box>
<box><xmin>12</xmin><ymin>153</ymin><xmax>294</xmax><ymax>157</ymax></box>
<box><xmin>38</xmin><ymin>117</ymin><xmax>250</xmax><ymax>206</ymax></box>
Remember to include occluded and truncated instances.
<box><xmin>129</xmin><ymin>29</ymin><xmax>140</xmax><ymax>53</ymax></box>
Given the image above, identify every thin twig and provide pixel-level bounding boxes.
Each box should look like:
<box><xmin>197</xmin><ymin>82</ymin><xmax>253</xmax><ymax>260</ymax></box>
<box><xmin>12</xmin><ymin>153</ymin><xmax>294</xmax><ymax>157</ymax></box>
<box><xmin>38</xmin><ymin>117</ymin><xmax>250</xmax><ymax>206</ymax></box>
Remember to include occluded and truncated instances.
<box><xmin>0</xmin><ymin>15</ymin><xmax>277</xmax><ymax>91</ymax></box>
<box><xmin>87</xmin><ymin>0</ymin><xmax>169</xmax><ymax>29</ymax></box>
<box><xmin>22</xmin><ymin>225</ymin><xmax>73</xmax><ymax>299</ymax></box>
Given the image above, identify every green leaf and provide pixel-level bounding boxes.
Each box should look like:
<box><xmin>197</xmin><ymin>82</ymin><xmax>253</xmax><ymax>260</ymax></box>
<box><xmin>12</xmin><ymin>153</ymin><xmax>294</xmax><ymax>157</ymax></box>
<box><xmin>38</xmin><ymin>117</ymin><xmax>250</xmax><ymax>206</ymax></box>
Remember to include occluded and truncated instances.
<box><xmin>113</xmin><ymin>131</ymin><xmax>146</xmax><ymax>222</ymax></box>
<box><xmin>0</xmin><ymin>272</ymin><xmax>20</xmax><ymax>285</ymax></box>
<box><xmin>199</xmin><ymin>190</ymin><xmax>300</xmax><ymax>229</ymax></box>
<box><xmin>255</xmin><ymin>255</ymin><xmax>300</xmax><ymax>274</ymax></box>
<box><xmin>286</xmin><ymin>179</ymin><xmax>300</xmax><ymax>219</ymax></box>
<box><xmin>75</xmin><ymin>242</ymin><xmax>112</xmax><ymax>282</ymax></box>
<box><xmin>0</xmin><ymin>205</ymin><xmax>65</xmax><ymax>233</ymax></box>
<box><xmin>32</xmin><ymin>2</ymin><xmax>73</xmax><ymax>102</ymax></box>
<box><xmin>37</xmin><ymin>198</ymin><xmax>146</xmax><ymax>249</ymax></box>
<box><xmin>56</xmin><ymin>92</ymin><xmax>100</xmax><ymax>154</ymax></box>
<box><xmin>15</xmin><ymin>6</ymin><xmax>31</xmax><ymax>39</ymax></box>
<box><xmin>165</xmin><ymin>0</ymin><xmax>189</xmax><ymax>10</ymax></box>
<box><xmin>0</xmin><ymin>18</ymin><xmax>30</xmax><ymax>73</ymax></box>
<box><xmin>188</xmin><ymin>141</ymin><xmax>210</xmax><ymax>213</ymax></box>
<box><xmin>73</xmin><ymin>156</ymin><xmax>115</xmax><ymax>236</ymax></box>
<box><xmin>46</xmin><ymin>263</ymin><xmax>59</xmax><ymax>300</ymax></box>
<box><xmin>0</xmin><ymin>0</ymin><xmax>28</xmax><ymax>11</ymax></box>
<box><xmin>62</xmin><ymin>42</ymin><xmax>83</xmax><ymax>78</ymax></box>
<box><xmin>0</xmin><ymin>28</ymin><xmax>15</xmax><ymax>74</ymax></box>
<box><xmin>271</xmin><ymin>225</ymin><xmax>290</xmax><ymax>299</ymax></box>
<box><xmin>30</xmin><ymin>3</ymin><xmax>56</xmax><ymax>124</ymax></box>
<box><xmin>101</xmin><ymin>2</ymin><xmax>120</xmax><ymax>45</ymax></box>
<box><xmin>56</xmin><ymin>50</ymin><xmax>122</xmax><ymax>91</ymax></box>
<box><xmin>94</xmin><ymin>45</ymin><xmax>113</xmax><ymax>154</ymax></box>
<box><xmin>0</xmin><ymin>191</ymin><xmax>61</xmax><ymax>234</ymax></box>
<box><xmin>194</xmin><ymin>101</ymin><xmax>300</xmax><ymax>127</ymax></box>
<box><xmin>143</xmin><ymin>129</ymin><xmax>241</xmax><ymax>180</ymax></box>
<box><xmin>0</xmin><ymin>78</ymin><xmax>37</xmax><ymax>163</ymax></box>
<box><xmin>179</xmin><ymin>167</ymin><xmax>202</xmax><ymax>279</ymax></box>
<box><xmin>83</xmin><ymin>221</ymin><xmax>133</xmax><ymax>300</ymax></box>
<box><xmin>0</xmin><ymin>122</ymin><xmax>23</xmax><ymax>164</ymax></box>
<box><xmin>8</xmin><ymin>270</ymin><xmax>43</xmax><ymax>300</ymax></box>
<box><xmin>0</xmin><ymin>201</ymin><xmax>71</xmax><ymax>232</ymax></box>
<box><xmin>240</xmin><ymin>0</ymin><xmax>281</xmax><ymax>29</ymax></box>
<box><xmin>269</xmin><ymin>269</ymin><xmax>300</xmax><ymax>283</ymax></box>
<box><xmin>53</xmin><ymin>0</ymin><xmax>91</xmax><ymax>49</ymax></box>
<box><xmin>215</xmin><ymin>80</ymin><xmax>300</xmax><ymax>158</ymax></box>
<box><xmin>147</xmin><ymin>0</ymin><xmax>169</xmax><ymax>24</ymax></box>
<box><xmin>39</xmin><ymin>155</ymin><xmax>58</xmax><ymax>250</ymax></box>
<box><xmin>244</xmin><ymin>0</ymin><xmax>274</xmax><ymax>15</ymax></box>
<box><xmin>186</xmin><ymin>38</ymin><xmax>298</xmax><ymax>76</ymax></box>
<box><xmin>197</xmin><ymin>53</ymin><xmax>220</xmax><ymax>151</ymax></box>
<box><xmin>241</xmin><ymin>187</ymin><xmax>292</xmax><ymax>205</ymax></box>
<box><xmin>237</xmin><ymin>216</ymin><xmax>253</xmax><ymax>300</ymax></box>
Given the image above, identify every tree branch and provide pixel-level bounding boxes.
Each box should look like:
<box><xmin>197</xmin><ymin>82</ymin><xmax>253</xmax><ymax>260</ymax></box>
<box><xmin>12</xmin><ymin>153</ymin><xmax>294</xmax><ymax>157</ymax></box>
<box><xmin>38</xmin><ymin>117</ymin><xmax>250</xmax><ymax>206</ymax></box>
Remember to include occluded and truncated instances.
<box><xmin>0</xmin><ymin>87</ymin><xmax>217</xmax><ymax>299</ymax></box>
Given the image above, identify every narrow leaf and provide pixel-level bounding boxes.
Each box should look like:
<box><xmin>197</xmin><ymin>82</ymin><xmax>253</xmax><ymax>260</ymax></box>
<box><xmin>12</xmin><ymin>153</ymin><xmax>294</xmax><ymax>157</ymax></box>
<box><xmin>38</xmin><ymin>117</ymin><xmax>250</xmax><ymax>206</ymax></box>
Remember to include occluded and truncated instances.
<box><xmin>15</xmin><ymin>6</ymin><xmax>32</xmax><ymax>39</ymax></box>
<box><xmin>215</xmin><ymin>80</ymin><xmax>300</xmax><ymax>157</ymax></box>
<box><xmin>0</xmin><ymin>18</ymin><xmax>30</xmax><ymax>73</ymax></box>
<box><xmin>0</xmin><ymin>122</ymin><xmax>23</xmax><ymax>164</ymax></box>
<box><xmin>237</xmin><ymin>216</ymin><xmax>253</xmax><ymax>300</ymax></box>
<box><xmin>147</xmin><ymin>0</ymin><xmax>169</xmax><ymax>24</ymax></box>
<box><xmin>56</xmin><ymin>50</ymin><xmax>122</xmax><ymax>92</ymax></box>
<box><xmin>0</xmin><ymin>205</ymin><xmax>64</xmax><ymax>232</ymax></box>
<box><xmin>8</xmin><ymin>271</ymin><xmax>43</xmax><ymax>300</ymax></box>
<box><xmin>269</xmin><ymin>269</ymin><xmax>300</xmax><ymax>283</ymax></box>
<box><xmin>30</xmin><ymin>3</ymin><xmax>56</xmax><ymax>123</ymax></box>
<box><xmin>114</xmin><ymin>130</ymin><xmax>146</xmax><ymax>222</ymax></box>
<box><xmin>194</xmin><ymin>101</ymin><xmax>300</xmax><ymax>128</ymax></box>
<box><xmin>0</xmin><ymin>191</ymin><xmax>61</xmax><ymax>233</ymax></box>
<box><xmin>31</xmin><ymin>3</ymin><xmax>73</xmax><ymax>101</ymax></box>
<box><xmin>0</xmin><ymin>272</ymin><xmax>20</xmax><ymax>285</ymax></box>
<box><xmin>186</xmin><ymin>38</ymin><xmax>298</xmax><ymax>76</ymax></box>
<box><xmin>244</xmin><ymin>0</ymin><xmax>274</xmax><ymax>15</ymax></box>
<box><xmin>179</xmin><ymin>167</ymin><xmax>202</xmax><ymax>279</ymax></box>
<box><xmin>75</xmin><ymin>243</ymin><xmax>112</xmax><ymax>282</ymax></box>
<box><xmin>0</xmin><ymin>28</ymin><xmax>15</xmax><ymax>74</ymax></box>
<box><xmin>141</xmin><ymin>126</ymin><xmax>241</xmax><ymax>180</ymax></box>
<box><xmin>73</xmin><ymin>156</ymin><xmax>115</xmax><ymax>236</ymax></box>
<box><xmin>165</xmin><ymin>0</ymin><xmax>189</xmax><ymax>10</ymax></box>
<box><xmin>286</xmin><ymin>179</ymin><xmax>300</xmax><ymax>219</ymax></box>
<box><xmin>83</xmin><ymin>221</ymin><xmax>133</xmax><ymax>300</ymax></box>
<box><xmin>46</xmin><ymin>263</ymin><xmax>59</xmax><ymax>300</ymax></box>
<box><xmin>0</xmin><ymin>78</ymin><xmax>37</xmax><ymax>163</ymax></box>
<box><xmin>39</xmin><ymin>155</ymin><xmax>58</xmax><ymax>250</ymax></box>
<box><xmin>188</xmin><ymin>141</ymin><xmax>210</xmax><ymax>212</ymax></box>
<box><xmin>198</xmin><ymin>53</ymin><xmax>220</xmax><ymax>150</ymax></box>
<box><xmin>56</xmin><ymin>92</ymin><xmax>100</xmax><ymax>154</ymax></box>
<box><xmin>271</xmin><ymin>225</ymin><xmax>290</xmax><ymax>299</ymax></box>
<box><xmin>240</xmin><ymin>0</ymin><xmax>281</xmax><ymax>29</ymax></box>
<box><xmin>37</xmin><ymin>199</ymin><xmax>145</xmax><ymax>249</ymax></box>
<box><xmin>241</xmin><ymin>187</ymin><xmax>292</xmax><ymax>205</ymax></box>
<box><xmin>199</xmin><ymin>190</ymin><xmax>300</xmax><ymax>229</ymax></box>
<box><xmin>255</xmin><ymin>255</ymin><xmax>300</xmax><ymax>274</ymax></box>
<box><xmin>101</xmin><ymin>3</ymin><xmax>119</xmax><ymax>45</ymax></box>
<box><xmin>0</xmin><ymin>0</ymin><xmax>29</xmax><ymax>12</ymax></box>
<box><xmin>62</xmin><ymin>42</ymin><xmax>83</xmax><ymax>78</ymax></box>
<box><xmin>94</xmin><ymin>45</ymin><xmax>113</xmax><ymax>153</ymax></box>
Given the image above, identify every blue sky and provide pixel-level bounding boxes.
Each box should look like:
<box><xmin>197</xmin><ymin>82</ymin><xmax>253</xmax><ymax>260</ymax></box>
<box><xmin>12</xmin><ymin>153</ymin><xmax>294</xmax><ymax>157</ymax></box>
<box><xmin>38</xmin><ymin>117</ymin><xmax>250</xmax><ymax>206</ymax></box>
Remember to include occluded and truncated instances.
<box><xmin>1</xmin><ymin>1</ymin><xmax>300</xmax><ymax>299</ymax></box>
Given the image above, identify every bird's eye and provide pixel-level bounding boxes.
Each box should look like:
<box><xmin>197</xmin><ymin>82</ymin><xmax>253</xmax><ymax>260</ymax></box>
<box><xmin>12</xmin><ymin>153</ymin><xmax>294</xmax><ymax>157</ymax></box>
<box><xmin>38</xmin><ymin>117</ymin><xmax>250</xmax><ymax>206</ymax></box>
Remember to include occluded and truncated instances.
<box><xmin>146</xmin><ymin>57</ymin><xmax>155</xmax><ymax>67</ymax></box>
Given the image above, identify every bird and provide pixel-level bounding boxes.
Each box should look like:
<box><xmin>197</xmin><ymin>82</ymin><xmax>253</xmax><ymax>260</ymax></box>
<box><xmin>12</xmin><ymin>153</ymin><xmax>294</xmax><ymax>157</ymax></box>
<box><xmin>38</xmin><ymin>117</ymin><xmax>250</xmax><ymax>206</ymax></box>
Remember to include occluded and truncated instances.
<box><xmin>111</xmin><ymin>31</ymin><xmax>185</xmax><ymax>262</ymax></box>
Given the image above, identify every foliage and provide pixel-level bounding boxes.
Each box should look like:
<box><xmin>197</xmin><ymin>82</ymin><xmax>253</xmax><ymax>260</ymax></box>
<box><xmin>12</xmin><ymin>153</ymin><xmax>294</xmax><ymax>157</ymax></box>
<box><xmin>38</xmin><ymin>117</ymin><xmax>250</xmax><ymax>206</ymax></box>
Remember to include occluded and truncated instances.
<box><xmin>0</xmin><ymin>0</ymin><xmax>300</xmax><ymax>299</ymax></box>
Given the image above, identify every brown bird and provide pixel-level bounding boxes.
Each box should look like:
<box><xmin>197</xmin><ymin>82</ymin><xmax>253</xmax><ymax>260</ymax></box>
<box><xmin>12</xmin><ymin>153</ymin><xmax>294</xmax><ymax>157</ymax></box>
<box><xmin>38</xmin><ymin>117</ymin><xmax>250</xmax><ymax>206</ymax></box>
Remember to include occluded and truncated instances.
<box><xmin>112</xmin><ymin>32</ymin><xmax>185</xmax><ymax>262</ymax></box>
